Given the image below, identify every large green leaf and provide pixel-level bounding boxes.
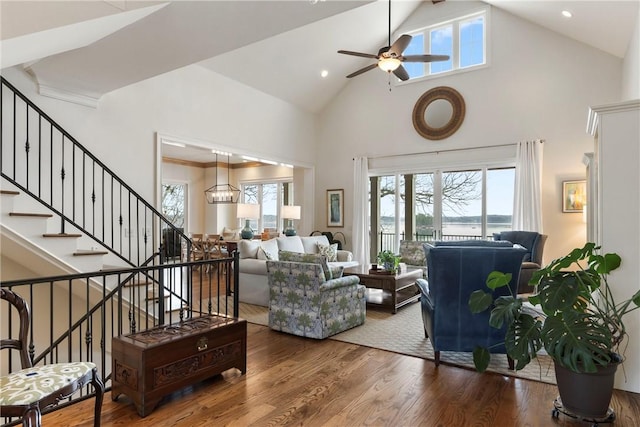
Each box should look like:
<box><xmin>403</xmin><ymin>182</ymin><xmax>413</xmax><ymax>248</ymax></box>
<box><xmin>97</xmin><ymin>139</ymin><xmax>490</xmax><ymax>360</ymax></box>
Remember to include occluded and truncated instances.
<box><xmin>473</xmin><ymin>346</ymin><xmax>491</xmax><ymax>373</ymax></box>
<box><xmin>486</xmin><ymin>271</ymin><xmax>511</xmax><ymax>290</ymax></box>
<box><xmin>469</xmin><ymin>290</ymin><xmax>493</xmax><ymax>314</ymax></box>
<box><xmin>537</xmin><ymin>272</ymin><xmax>582</xmax><ymax>312</ymax></box>
<box><xmin>542</xmin><ymin>312</ymin><xmax>612</xmax><ymax>373</ymax></box>
<box><xmin>590</xmin><ymin>252</ymin><xmax>621</xmax><ymax>274</ymax></box>
<box><xmin>488</xmin><ymin>296</ymin><xmax>521</xmax><ymax>329</ymax></box>
<box><xmin>504</xmin><ymin>314</ymin><xmax>543</xmax><ymax>370</ymax></box>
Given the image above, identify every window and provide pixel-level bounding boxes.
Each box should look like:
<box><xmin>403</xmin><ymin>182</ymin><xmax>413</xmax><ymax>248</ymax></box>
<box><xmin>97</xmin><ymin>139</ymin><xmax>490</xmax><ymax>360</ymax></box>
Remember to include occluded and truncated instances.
<box><xmin>405</xmin><ymin>10</ymin><xmax>486</xmax><ymax>81</ymax></box>
<box><xmin>241</xmin><ymin>181</ymin><xmax>292</xmax><ymax>233</ymax></box>
<box><xmin>429</xmin><ymin>25</ymin><xmax>453</xmax><ymax>74</ymax></box>
<box><xmin>161</xmin><ymin>183</ymin><xmax>186</xmax><ymax>228</ymax></box>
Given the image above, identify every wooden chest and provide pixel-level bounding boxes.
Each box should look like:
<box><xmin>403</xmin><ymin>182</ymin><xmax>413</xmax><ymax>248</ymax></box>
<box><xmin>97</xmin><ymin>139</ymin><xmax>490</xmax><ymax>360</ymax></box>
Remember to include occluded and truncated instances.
<box><xmin>111</xmin><ymin>315</ymin><xmax>247</xmax><ymax>417</ymax></box>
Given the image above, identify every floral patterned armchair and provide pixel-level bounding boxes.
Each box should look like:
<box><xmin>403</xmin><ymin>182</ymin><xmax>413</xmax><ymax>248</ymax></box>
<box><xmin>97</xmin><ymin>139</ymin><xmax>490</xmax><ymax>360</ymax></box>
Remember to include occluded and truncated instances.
<box><xmin>399</xmin><ymin>240</ymin><xmax>428</xmax><ymax>277</ymax></box>
<box><xmin>267</xmin><ymin>256</ymin><xmax>366</xmax><ymax>339</ymax></box>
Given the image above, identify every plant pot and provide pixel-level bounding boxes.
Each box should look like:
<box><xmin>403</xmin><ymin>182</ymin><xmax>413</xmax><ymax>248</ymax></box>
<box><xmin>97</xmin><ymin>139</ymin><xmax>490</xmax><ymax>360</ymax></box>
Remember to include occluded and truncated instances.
<box><xmin>382</xmin><ymin>261</ymin><xmax>395</xmax><ymax>272</ymax></box>
<box><xmin>553</xmin><ymin>355</ymin><xmax>622</xmax><ymax>419</ymax></box>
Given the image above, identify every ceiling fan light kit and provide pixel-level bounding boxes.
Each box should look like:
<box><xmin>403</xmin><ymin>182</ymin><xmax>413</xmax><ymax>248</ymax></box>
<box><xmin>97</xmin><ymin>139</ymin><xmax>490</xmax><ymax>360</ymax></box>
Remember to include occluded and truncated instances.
<box><xmin>338</xmin><ymin>0</ymin><xmax>449</xmax><ymax>81</ymax></box>
<box><xmin>378</xmin><ymin>57</ymin><xmax>401</xmax><ymax>72</ymax></box>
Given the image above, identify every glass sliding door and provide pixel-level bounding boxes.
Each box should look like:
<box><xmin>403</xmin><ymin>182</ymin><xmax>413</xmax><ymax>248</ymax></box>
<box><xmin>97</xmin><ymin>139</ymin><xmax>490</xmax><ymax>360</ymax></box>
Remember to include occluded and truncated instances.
<box><xmin>487</xmin><ymin>168</ymin><xmax>515</xmax><ymax>236</ymax></box>
<box><xmin>372</xmin><ymin>167</ymin><xmax>514</xmax><ymax>245</ymax></box>
<box><xmin>441</xmin><ymin>170</ymin><xmax>482</xmax><ymax>239</ymax></box>
<box><xmin>378</xmin><ymin>175</ymin><xmax>396</xmax><ymax>252</ymax></box>
<box><xmin>414</xmin><ymin>173</ymin><xmax>435</xmax><ymax>240</ymax></box>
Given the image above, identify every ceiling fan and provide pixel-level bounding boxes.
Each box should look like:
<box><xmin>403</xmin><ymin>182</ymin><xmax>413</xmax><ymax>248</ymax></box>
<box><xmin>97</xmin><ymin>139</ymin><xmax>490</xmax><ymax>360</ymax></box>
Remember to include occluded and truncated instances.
<box><xmin>338</xmin><ymin>0</ymin><xmax>449</xmax><ymax>81</ymax></box>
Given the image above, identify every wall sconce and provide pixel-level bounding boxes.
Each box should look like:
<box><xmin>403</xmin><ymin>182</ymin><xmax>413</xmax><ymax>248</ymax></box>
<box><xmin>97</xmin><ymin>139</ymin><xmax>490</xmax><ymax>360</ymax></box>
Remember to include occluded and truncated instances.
<box><xmin>281</xmin><ymin>205</ymin><xmax>301</xmax><ymax>236</ymax></box>
<box><xmin>237</xmin><ymin>203</ymin><xmax>260</xmax><ymax>239</ymax></box>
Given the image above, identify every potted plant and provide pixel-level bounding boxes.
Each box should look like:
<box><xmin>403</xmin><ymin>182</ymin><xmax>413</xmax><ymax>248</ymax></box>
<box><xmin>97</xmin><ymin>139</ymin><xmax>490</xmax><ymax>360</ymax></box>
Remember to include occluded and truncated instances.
<box><xmin>377</xmin><ymin>250</ymin><xmax>401</xmax><ymax>273</ymax></box>
<box><xmin>468</xmin><ymin>242</ymin><xmax>640</xmax><ymax>420</ymax></box>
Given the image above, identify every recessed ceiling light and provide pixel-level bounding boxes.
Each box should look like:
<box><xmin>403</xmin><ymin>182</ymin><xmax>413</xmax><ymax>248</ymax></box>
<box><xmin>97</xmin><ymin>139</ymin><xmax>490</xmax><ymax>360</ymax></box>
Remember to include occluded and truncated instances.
<box><xmin>321</xmin><ymin>70</ymin><xmax>329</xmax><ymax>78</ymax></box>
<box><xmin>562</xmin><ymin>10</ymin><xmax>572</xmax><ymax>18</ymax></box>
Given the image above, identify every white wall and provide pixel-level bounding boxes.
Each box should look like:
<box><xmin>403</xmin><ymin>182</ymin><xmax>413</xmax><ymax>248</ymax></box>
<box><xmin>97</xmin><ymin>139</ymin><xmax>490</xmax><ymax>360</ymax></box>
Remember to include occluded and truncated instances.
<box><xmin>2</xmin><ymin>64</ymin><xmax>318</xmax><ymax>209</ymax></box>
<box><xmin>316</xmin><ymin>3</ymin><xmax>622</xmax><ymax>263</ymax></box>
<box><xmin>622</xmin><ymin>12</ymin><xmax>640</xmax><ymax>100</ymax></box>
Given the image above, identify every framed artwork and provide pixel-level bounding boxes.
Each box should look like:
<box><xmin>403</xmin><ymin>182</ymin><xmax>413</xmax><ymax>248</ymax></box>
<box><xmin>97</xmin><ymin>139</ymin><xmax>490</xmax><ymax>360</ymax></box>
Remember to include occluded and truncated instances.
<box><xmin>327</xmin><ymin>189</ymin><xmax>344</xmax><ymax>227</ymax></box>
<box><xmin>562</xmin><ymin>180</ymin><xmax>586</xmax><ymax>213</ymax></box>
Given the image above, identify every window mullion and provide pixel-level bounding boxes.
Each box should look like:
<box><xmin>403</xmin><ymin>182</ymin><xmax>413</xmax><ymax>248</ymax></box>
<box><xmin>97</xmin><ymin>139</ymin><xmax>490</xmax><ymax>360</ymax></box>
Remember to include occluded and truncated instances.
<box><xmin>453</xmin><ymin>20</ymin><xmax>460</xmax><ymax>70</ymax></box>
<box><xmin>481</xmin><ymin>168</ymin><xmax>487</xmax><ymax>239</ymax></box>
<box><xmin>433</xmin><ymin>171</ymin><xmax>443</xmax><ymax>240</ymax></box>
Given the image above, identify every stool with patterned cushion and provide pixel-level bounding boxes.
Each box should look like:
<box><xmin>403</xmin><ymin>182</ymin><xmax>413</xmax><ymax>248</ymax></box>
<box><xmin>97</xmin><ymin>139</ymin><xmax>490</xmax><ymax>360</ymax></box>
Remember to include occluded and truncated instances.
<box><xmin>1</xmin><ymin>289</ymin><xmax>104</xmax><ymax>427</ymax></box>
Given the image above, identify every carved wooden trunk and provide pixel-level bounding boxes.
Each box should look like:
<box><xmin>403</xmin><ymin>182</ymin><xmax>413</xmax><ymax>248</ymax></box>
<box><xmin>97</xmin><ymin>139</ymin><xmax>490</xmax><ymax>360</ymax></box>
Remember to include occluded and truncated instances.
<box><xmin>111</xmin><ymin>315</ymin><xmax>247</xmax><ymax>417</ymax></box>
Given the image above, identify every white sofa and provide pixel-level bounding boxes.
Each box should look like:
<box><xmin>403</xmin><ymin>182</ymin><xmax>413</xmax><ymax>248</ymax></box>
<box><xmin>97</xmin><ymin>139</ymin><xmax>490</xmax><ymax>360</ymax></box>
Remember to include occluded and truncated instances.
<box><xmin>237</xmin><ymin>235</ymin><xmax>358</xmax><ymax>306</ymax></box>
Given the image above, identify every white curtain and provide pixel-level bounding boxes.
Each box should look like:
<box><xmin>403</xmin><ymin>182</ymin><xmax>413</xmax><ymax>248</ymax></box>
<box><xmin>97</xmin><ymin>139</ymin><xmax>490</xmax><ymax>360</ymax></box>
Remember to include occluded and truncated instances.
<box><xmin>512</xmin><ymin>140</ymin><xmax>544</xmax><ymax>231</ymax></box>
<box><xmin>352</xmin><ymin>157</ymin><xmax>370</xmax><ymax>266</ymax></box>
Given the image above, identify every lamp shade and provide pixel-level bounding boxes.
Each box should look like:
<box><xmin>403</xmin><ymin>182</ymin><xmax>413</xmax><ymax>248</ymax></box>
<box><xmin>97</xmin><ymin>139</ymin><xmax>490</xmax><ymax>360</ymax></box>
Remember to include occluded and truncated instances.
<box><xmin>237</xmin><ymin>203</ymin><xmax>260</xmax><ymax>219</ymax></box>
<box><xmin>281</xmin><ymin>205</ymin><xmax>301</xmax><ymax>220</ymax></box>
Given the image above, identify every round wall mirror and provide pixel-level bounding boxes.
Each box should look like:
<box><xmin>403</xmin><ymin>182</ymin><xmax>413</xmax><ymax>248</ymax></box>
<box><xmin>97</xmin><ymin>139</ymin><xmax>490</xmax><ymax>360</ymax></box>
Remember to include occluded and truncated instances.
<box><xmin>412</xmin><ymin>86</ymin><xmax>465</xmax><ymax>140</ymax></box>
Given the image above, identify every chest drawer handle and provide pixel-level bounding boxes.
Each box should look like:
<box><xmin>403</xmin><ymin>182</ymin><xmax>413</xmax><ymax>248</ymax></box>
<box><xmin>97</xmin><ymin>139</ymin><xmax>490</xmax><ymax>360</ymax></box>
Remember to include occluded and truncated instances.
<box><xmin>197</xmin><ymin>337</ymin><xmax>208</xmax><ymax>351</ymax></box>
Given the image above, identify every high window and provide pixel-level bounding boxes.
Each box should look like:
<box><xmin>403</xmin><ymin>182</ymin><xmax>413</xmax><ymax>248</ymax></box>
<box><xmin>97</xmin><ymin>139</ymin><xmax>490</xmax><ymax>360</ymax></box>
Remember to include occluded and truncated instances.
<box><xmin>404</xmin><ymin>10</ymin><xmax>486</xmax><ymax>81</ymax></box>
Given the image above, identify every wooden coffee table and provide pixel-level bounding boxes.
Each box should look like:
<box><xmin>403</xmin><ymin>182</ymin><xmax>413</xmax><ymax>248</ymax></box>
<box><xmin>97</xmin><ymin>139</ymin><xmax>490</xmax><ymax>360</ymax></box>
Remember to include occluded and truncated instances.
<box><xmin>343</xmin><ymin>265</ymin><xmax>421</xmax><ymax>314</ymax></box>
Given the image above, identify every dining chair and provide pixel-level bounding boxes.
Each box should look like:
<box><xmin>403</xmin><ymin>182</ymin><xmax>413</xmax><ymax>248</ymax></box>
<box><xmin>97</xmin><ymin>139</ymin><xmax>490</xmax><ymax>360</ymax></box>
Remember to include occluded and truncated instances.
<box><xmin>0</xmin><ymin>288</ymin><xmax>105</xmax><ymax>427</ymax></box>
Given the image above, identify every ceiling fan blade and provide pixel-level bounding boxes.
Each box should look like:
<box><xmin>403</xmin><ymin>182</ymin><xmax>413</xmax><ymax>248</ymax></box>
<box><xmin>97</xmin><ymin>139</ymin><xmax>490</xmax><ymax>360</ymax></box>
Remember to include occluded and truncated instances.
<box><xmin>346</xmin><ymin>63</ymin><xmax>378</xmax><ymax>78</ymax></box>
<box><xmin>403</xmin><ymin>54</ymin><xmax>450</xmax><ymax>62</ymax></box>
<box><xmin>388</xmin><ymin>34</ymin><xmax>412</xmax><ymax>56</ymax></box>
<box><xmin>392</xmin><ymin>64</ymin><xmax>410</xmax><ymax>81</ymax></box>
<box><xmin>338</xmin><ymin>50</ymin><xmax>379</xmax><ymax>59</ymax></box>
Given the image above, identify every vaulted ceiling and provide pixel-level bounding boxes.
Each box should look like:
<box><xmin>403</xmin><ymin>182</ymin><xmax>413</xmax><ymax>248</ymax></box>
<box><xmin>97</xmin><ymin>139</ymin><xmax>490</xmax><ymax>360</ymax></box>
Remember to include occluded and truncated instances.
<box><xmin>1</xmin><ymin>0</ymin><xmax>638</xmax><ymax>116</ymax></box>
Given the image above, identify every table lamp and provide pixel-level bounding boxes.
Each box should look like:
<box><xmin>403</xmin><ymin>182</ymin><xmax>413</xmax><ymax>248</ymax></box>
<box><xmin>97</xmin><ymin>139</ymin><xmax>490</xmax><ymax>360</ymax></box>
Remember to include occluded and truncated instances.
<box><xmin>237</xmin><ymin>203</ymin><xmax>260</xmax><ymax>239</ymax></box>
<box><xmin>281</xmin><ymin>205</ymin><xmax>301</xmax><ymax>236</ymax></box>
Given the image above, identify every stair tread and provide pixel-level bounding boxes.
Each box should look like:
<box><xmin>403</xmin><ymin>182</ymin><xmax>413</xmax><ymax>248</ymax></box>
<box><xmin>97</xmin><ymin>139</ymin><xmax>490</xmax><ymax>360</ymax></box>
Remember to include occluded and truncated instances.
<box><xmin>73</xmin><ymin>249</ymin><xmax>109</xmax><ymax>256</ymax></box>
<box><xmin>0</xmin><ymin>190</ymin><xmax>20</xmax><ymax>195</ymax></box>
<box><xmin>9</xmin><ymin>212</ymin><xmax>54</xmax><ymax>218</ymax></box>
<box><xmin>43</xmin><ymin>233</ymin><xmax>82</xmax><ymax>238</ymax></box>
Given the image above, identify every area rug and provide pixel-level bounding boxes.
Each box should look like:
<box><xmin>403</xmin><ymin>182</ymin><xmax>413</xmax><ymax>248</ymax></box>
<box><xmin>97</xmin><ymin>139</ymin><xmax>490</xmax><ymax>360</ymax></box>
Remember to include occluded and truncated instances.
<box><xmin>238</xmin><ymin>301</ymin><xmax>556</xmax><ymax>385</ymax></box>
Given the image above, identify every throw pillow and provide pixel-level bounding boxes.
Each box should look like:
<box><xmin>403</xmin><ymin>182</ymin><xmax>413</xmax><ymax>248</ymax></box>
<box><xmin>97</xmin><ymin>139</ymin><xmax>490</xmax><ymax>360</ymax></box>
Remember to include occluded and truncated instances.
<box><xmin>259</xmin><ymin>238</ymin><xmax>279</xmax><ymax>261</ymax></box>
<box><xmin>317</xmin><ymin>242</ymin><xmax>338</xmax><ymax>262</ymax></box>
<box><xmin>257</xmin><ymin>247</ymin><xmax>275</xmax><ymax>260</ymax></box>
<box><xmin>238</xmin><ymin>239</ymin><xmax>260</xmax><ymax>259</ymax></box>
<box><xmin>278</xmin><ymin>250</ymin><xmax>332</xmax><ymax>281</ymax></box>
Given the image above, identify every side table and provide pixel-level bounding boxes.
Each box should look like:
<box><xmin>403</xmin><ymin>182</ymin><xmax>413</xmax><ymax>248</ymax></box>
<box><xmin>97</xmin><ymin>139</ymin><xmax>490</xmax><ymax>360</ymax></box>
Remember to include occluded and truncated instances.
<box><xmin>343</xmin><ymin>265</ymin><xmax>421</xmax><ymax>313</ymax></box>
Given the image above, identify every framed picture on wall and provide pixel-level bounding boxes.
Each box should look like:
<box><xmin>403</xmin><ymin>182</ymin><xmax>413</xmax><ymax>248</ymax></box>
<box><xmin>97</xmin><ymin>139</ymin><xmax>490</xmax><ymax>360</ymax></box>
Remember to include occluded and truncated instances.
<box><xmin>327</xmin><ymin>189</ymin><xmax>344</xmax><ymax>227</ymax></box>
<box><xmin>562</xmin><ymin>180</ymin><xmax>586</xmax><ymax>213</ymax></box>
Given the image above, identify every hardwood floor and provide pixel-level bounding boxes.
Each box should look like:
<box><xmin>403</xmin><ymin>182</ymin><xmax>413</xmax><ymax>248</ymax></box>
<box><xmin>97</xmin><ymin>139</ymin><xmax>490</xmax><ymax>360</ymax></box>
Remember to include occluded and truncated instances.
<box><xmin>44</xmin><ymin>323</ymin><xmax>640</xmax><ymax>427</ymax></box>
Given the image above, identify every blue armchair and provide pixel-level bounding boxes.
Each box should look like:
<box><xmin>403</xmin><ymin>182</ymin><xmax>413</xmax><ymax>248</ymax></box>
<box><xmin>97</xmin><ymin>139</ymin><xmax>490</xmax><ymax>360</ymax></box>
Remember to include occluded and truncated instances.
<box><xmin>267</xmin><ymin>256</ymin><xmax>366</xmax><ymax>339</ymax></box>
<box><xmin>417</xmin><ymin>245</ymin><xmax>526</xmax><ymax>368</ymax></box>
<box><xmin>494</xmin><ymin>231</ymin><xmax>547</xmax><ymax>294</ymax></box>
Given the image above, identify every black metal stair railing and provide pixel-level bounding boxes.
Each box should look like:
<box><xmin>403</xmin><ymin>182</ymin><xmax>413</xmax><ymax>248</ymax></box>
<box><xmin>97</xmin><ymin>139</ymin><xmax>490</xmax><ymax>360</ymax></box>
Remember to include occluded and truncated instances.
<box><xmin>0</xmin><ymin>255</ymin><xmax>239</xmax><ymax>426</ymax></box>
<box><xmin>0</xmin><ymin>77</ymin><xmax>244</xmax><ymax>425</ymax></box>
<box><xmin>0</xmin><ymin>76</ymin><xmax>192</xmax><ymax>269</ymax></box>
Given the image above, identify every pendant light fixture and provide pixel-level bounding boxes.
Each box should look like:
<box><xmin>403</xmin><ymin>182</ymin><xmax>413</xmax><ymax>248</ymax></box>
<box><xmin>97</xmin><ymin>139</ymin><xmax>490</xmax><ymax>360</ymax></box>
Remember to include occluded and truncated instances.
<box><xmin>204</xmin><ymin>152</ymin><xmax>240</xmax><ymax>204</ymax></box>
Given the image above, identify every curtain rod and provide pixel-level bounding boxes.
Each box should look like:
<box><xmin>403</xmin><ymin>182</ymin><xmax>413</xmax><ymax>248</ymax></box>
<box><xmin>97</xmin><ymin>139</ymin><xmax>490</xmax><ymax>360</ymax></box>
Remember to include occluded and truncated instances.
<box><xmin>360</xmin><ymin>139</ymin><xmax>545</xmax><ymax>161</ymax></box>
